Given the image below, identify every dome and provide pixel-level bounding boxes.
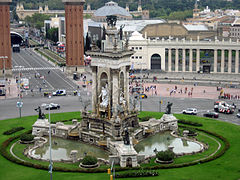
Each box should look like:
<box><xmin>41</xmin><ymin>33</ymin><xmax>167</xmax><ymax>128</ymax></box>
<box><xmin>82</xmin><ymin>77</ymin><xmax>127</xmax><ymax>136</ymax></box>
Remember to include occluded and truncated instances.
<box><xmin>94</xmin><ymin>1</ymin><xmax>132</xmax><ymax>17</ymax></box>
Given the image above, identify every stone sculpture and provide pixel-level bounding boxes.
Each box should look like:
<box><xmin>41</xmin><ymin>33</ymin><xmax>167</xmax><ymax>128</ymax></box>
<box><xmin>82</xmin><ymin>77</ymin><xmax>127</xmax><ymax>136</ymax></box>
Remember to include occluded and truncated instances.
<box><xmin>166</xmin><ymin>102</ymin><xmax>173</xmax><ymax>114</ymax></box>
<box><xmin>34</xmin><ymin>106</ymin><xmax>45</xmax><ymax>119</ymax></box>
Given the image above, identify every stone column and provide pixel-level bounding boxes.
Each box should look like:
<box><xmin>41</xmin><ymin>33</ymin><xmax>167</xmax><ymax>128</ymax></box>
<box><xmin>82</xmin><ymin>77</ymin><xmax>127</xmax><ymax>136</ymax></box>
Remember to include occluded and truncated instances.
<box><xmin>189</xmin><ymin>49</ymin><xmax>193</xmax><ymax>72</ymax></box>
<box><xmin>0</xmin><ymin>0</ymin><xmax>12</xmax><ymax>77</ymax></box>
<box><xmin>112</xmin><ymin>69</ymin><xmax>119</xmax><ymax>117</ymax></box>
<box><xmin>221</xmin><ymin>49</ymin><xmax>225</xmax><ymax>73</ymax></box>
<box><xmin>168</xmin><ymin>48</ymin><xmax>172</xmax><ymax>72</ymax></box>
<box><xmin>175</xmin><ymin>48</ymin><xmax>179</xmax><ymax>72</ymax></box>
<box><xmin>125</xmin><ymin>66</ymin><xmax>130</xmax><ymax>111</ymax></box>
<box><xmin>196</xmin><ymin>49</ymin><xmax>200</xmax><ymax>72</ymax></box>
<box><xmin>182</xmin><ymin>49</ymin><xmax>186</xmax><ymax>72</ymax></box>
<box><xmin>214</xmin><ymin>49</ymin><xmax>217</xmax><ymax>73</ymax></box>
<box><xmin>235</xmin><ymin>50</ymin><xmax>239</xmax><ymax>74</ymax></box>
<box><xmin>228</xmin><ymin>50</ymin><xmax>232</xmax><ymax>73</ymax></box>
<box><xmin>91</xmin><ymin>66</ymin><xmax>97</xmax><ymax>114</ymax></box>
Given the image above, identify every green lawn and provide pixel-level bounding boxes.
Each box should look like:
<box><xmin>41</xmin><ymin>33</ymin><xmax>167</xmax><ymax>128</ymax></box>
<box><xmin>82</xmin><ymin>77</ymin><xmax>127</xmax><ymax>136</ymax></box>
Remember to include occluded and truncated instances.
<box><xmin>0</xmin><ymin>111</ymin><xmax>240</xmax><ymax>180</ymax></box>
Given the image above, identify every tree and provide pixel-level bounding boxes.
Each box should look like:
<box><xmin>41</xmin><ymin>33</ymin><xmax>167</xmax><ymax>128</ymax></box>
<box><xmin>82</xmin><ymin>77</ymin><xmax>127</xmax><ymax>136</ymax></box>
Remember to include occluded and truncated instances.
<box><xmin>46</xmin><ymin>28</ymin><xmax>59</xmax><ymax>43</ymax></box>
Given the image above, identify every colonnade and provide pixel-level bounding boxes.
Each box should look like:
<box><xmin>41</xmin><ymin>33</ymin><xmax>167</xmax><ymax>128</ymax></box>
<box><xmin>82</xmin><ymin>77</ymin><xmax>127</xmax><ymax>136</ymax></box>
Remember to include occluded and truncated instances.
<box><xmin>166</xmin><ymin>48</ymin><xmax>239</xmax><ymax>74</ymax></box>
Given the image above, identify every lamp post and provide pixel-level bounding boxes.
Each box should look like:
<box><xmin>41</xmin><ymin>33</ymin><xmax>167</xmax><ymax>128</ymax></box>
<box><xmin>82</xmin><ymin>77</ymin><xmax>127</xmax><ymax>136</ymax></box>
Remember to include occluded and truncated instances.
<box><xmin>43</xmin><ymin>103</ymin><xmax>53</xmax><ymax>180</ymax></box>
<box><xmin>0</xmin><ymin>56</ymin><xmax>8</xmax><ymax>98</ymax></box>
<box><xmin>14</xmin><ymin>66</ymin><xmax>24</xmax><ymax>99</ymax></box>
<box><xmin>14</xmin><ymin>66</ymin><xmax>24</xmax><ymax>119</ymax></box>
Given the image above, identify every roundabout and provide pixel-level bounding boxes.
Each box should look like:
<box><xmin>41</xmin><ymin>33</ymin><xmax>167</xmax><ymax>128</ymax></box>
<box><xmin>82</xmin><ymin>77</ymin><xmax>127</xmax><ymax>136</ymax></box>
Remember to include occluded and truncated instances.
<box><xmin>1</xmin><ymin>111</ymin><xmax>238</xmax><ymax>180</ymax></box>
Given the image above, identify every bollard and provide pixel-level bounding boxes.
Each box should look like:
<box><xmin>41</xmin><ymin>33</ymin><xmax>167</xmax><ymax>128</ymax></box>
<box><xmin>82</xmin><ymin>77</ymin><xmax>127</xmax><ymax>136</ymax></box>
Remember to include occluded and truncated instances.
<box><xmin>110</xmin><ymin>175</ymin><xmax>113</xmax><ymax>180</ymax></box>
<box><xmin>107</xmin><ymin>168</ymin><xmax>111</xmax><ymax>174</ymax></box>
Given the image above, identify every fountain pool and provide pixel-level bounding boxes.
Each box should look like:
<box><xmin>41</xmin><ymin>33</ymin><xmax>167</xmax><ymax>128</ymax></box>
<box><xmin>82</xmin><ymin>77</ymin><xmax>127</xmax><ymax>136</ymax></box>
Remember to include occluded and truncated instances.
<box><xmin>134</xmin><ymin>132</ymin><xmax>202</xmax><ymax>156</ymax></box>
<box><xmin>31</xmin><ymin>137</ymin><xmax>109</xmax><ymax>161</ymax></box>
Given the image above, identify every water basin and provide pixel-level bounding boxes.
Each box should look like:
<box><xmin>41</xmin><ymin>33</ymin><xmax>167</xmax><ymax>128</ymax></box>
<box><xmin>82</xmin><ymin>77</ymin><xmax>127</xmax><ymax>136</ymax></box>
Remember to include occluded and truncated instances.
<box><xmin>32</xmin><ymin>137</ymin><xmax>109</xmax><ymax>161</ymax></box>
<box><xmin>134</xmin><ymin>132</ymin><xmax>202</xmax><ymax>156</ymax></box>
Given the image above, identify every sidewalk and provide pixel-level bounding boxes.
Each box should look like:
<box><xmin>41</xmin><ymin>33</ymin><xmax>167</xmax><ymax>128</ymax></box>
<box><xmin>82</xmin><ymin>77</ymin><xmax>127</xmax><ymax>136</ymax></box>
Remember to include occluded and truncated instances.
<box><xmin>142</xmin><ymin>83</ymin><xmax>240</xmax><ymax>100</ymax></box>
<box><xmin>0</xmin><ymin>79</ymin><xmax>18</xmax><ymax>100</ymax></box>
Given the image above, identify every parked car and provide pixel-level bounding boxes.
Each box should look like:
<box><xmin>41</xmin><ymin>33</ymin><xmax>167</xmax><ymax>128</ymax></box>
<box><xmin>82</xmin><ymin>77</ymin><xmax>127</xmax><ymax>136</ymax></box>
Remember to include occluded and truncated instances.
<box><xmin>135</xmin><ymin>93</ymin><xmax>147</xmax><ymax>99</ymax></box>
<box><xmin>203</xmin><ymin>111</ymin><xmax>219</xmax><ymax>118</ymax></box>
<box><xmin>52</xmin><ymin>89</ymin><xmax>66</xmax><ymax>96</ymax></box>
<box><xmin>41</xmin><ymin>103</ymin><xmax>60</xmax><ymax>110</ymax></box>
<box><xmin>237</xmin><ymin>113</ymin><xmax>240</xmax><ymax>118</ymax></box>
<box><xmin>182</xmin><ymin>108</ymin><xmax>197</xmax><ymax>115</ymax></box>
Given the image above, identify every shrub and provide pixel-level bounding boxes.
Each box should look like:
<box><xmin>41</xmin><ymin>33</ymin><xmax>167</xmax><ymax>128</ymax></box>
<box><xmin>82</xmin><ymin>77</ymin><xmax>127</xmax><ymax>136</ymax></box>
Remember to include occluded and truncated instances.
<box><xmin>20</xmin><ymin>134</ymin><xmax>34</xmax><ymax>142</ymax></box>
<box><xmin>81</xmin><ymin>156</ymin><xmax>98</xmax><ymax>165</ymax></box>
<box><xmin>156</xmin><ymin>150</ymin><xmax>175</xmax><ymax>161</ymax></box>
<box><xmin>139</xmin><ymin>116</ymin><xmax>152</xmax><ymax>122</ymax></box>
<box><xmin>3</xmin><ymin>127</ymin><xmax>25</xmax><ymax>135</ymax></box>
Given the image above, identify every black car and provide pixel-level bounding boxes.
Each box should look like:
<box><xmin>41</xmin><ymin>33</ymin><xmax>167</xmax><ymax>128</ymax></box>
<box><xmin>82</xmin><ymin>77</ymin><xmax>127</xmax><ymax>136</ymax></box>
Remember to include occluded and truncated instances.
<box><xmin>203</xmin><ymin>111</ymin><xmax>219</xmax><ymax>118</ymax></box>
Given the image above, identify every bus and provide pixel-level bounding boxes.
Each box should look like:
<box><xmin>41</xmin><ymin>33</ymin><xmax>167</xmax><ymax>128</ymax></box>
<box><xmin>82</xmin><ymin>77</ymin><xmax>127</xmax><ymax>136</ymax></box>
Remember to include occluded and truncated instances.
<box><xmin>12</xmin><ymin>44</ymin><xmax>20</xmax><ymax>53</ymax></box>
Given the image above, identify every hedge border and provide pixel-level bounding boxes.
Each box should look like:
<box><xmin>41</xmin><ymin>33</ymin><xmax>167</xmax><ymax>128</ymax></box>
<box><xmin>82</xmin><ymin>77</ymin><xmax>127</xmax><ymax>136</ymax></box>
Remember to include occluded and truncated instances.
<box><xmin>0</xmin><ymin>126</ymin><xmax>229</xmax><ymax>173</ymax></box>
<box><xmin>3</xmin><ymin>127</ymin><xmax>25</xmax><ymax>135</ymax></box>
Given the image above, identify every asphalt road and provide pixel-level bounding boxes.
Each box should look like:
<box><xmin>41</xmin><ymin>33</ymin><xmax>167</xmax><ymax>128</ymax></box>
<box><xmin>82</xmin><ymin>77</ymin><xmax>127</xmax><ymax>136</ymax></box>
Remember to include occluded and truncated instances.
<box><xmin>0</xmin><ymin>94</ymin><xmax>239</xmax><ymax>126</ymax></box>
<box><xmin>0</xmin><ymin>48</ymin><xmax>239</xmax><ymax>126</ymax></box>
<box><xmin>12</xmin><ymin>48</ymin><xmax>78</xmax><ymax>93</ymax></box>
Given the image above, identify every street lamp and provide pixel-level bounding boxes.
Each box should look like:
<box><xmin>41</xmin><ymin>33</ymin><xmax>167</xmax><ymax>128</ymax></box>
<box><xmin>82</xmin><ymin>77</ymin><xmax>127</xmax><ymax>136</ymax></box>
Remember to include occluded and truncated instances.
<box><xmin>42</xmin><ymin>103</ymin><xmax>53</xmax><ymax>180</ymax></box>
<box><xmin>14</xmin><ymin>66</ymin><xmax>24</xmax><ymax>99</ymax></box>
<box><xmin>0</xmin><ymin>56</ymin><xmax>8</xmax><ymax>98</ymax></box>
<box><xmin>14</xmin><ymin>66</ymin><xmax>24</xmax><ymax>119</ymax></box>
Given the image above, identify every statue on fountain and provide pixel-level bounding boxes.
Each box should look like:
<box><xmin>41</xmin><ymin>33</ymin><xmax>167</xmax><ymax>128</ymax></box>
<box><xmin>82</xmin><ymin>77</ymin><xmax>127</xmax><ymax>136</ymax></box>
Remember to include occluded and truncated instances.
<box><xmin>165</xmin><ymin>102</ymin><xmax>173</xmax><ymax>114</ymax></box>
<box><xmin>34</xmin><ymin>106</ymin><xmax>45</xmax><ymax>119</ymax></box>
<box><xmin>122</xmin><ymin>127</ymin><xmax>130</xmax><ymax>145</ymax></box>
<box><xmin>99</xmin><ymin>84</ymin><xmax>109</xmax><ymax>109</ymax></box>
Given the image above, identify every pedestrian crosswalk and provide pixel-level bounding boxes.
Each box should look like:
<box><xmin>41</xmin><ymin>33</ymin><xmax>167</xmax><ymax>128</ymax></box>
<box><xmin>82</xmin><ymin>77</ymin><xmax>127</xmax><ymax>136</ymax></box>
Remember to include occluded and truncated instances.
<box><xmin>12</xmin><ymin>67</ymin><xmax>59</xmax><ymax>71</ymax></box>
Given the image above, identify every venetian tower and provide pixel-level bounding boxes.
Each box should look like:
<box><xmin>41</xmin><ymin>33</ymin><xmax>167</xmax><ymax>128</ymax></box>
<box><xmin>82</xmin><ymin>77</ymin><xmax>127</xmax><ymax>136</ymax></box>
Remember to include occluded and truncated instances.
<box><xmin>0</xmin><ymin>0</ymin><xmax>12</xmax><ymax>77</ymax></box>
<box><xmin>62</xmin><ymin>0</ymin><xmax>85</xmax><ymax>73</ymax></box>
<box><xmin>79</xmin><ymin>15</ymin><xmax>139</xmax><ymax>143</ymax></box>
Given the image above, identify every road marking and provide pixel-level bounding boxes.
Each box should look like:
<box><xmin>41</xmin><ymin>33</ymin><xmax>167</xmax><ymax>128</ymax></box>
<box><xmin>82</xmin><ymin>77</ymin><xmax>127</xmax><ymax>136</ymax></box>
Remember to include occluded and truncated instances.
<box><xmin>12</xmin><ymin>67</ymin><xmax>59</xmax><ymax>71</ymax></box>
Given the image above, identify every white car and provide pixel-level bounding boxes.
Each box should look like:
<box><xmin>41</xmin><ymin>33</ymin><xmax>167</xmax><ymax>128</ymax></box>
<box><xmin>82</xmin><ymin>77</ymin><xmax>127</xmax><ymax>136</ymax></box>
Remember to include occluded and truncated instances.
<box><xmin>182</xmin><ymin>108</ymin><xmax>197</xmax><ymax>115</ymax></box>
<box><xmin>52</xmin><ymin>89</ymin><xmax>66</xmax><ymax>96</ymax></box>
<box><xmin>237</xmin><ymin>113</ymin><xmax>240</xmax><ymax>118</ymax></box>
<box><xmin>41</xmin><ymin>103</ymin><xmax>60</xmax><ymax>110</ymax></box>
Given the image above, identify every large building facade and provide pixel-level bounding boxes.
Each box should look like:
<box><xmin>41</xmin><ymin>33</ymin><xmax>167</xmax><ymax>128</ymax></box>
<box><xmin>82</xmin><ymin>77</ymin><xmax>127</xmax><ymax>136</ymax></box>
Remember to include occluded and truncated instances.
<box><xmin>0</xmin><ymin>0</ymin><xmax>12</xmax><ymax>77</ymax></box>
<box><xmin>129</xmin><ymin>32</ymin><xmax>240</xmax><ymax>74</ymax></box>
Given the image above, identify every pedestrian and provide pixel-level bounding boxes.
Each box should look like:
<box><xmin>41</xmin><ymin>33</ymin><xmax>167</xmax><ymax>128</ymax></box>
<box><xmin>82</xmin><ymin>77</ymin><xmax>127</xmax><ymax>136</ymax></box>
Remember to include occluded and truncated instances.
<box><xmin>39</xmin><ymin>87</ymin><xmax>42</xmax><ymax>92</ymax></box>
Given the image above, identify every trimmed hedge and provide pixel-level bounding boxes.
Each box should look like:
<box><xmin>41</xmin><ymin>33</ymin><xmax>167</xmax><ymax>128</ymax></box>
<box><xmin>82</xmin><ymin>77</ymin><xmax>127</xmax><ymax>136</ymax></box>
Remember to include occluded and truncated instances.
<box><xmin>178</xmin><ymin>119</ymin><xmax>203</xmax><ymax>127</ymax></box>
<box><xmin>3</xmin><ymin>127</ymin><xmax>25</xmax><ymax>135</ymax></box>
<box><xmin>20</xmin><ymin>134</ymin><xmax>34</xmax><ymax>142</ymax></box>
<box><xmin>116</xmin><ymin>170</ymin><xmax>159</xmax><ymax>178</ymax></box>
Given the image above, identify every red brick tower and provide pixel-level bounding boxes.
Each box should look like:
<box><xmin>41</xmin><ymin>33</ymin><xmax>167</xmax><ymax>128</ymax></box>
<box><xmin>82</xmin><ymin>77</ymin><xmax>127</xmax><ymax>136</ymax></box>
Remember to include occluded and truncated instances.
<box><xmin>62</xmin><ymin>0</ymin><xmax>85</xmax><ymax>74</ymax></box>
<box><xmin>0</xmin><ymin>0</ymin><xmax>12</xmax><ymax>77</ymax></box>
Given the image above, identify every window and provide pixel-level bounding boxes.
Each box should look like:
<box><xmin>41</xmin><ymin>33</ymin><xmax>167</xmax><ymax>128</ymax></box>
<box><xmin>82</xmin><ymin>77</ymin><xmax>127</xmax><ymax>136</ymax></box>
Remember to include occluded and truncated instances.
<box><xmin>139</xmin><ymin>47</ymin><xmax>142</xmax><ymax>50</ymax></box>
<box><xmin>136</xmin><ymin>47</ymin><xmax>138</xmax><ymax>50</ymax></box>
<box><xmin>131</xmin><ymin>56</ymin><xmax>134</xmax><ymax>59</ymax></box>
<box><xmin>139</xmin><ymin>56</ymin><xmax>142</xmax><ymax>59</ymax></box>
<box><xmin>135</xmin><ymin>56</ymin><xmax>138</xmax><ymax>59</ymax></box>
<box><xmin>131</xmin><ymin>47</ymin><xmax>134</xmax><ymax>50</ymax></box>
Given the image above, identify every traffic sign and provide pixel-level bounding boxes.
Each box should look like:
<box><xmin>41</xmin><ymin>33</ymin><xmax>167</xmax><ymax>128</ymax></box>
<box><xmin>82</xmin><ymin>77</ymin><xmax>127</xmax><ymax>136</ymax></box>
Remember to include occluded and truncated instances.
<box><xmin>16</xmin><ymin>101</ymin><xmax>23</xmax><ymax>108</ymax></box>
